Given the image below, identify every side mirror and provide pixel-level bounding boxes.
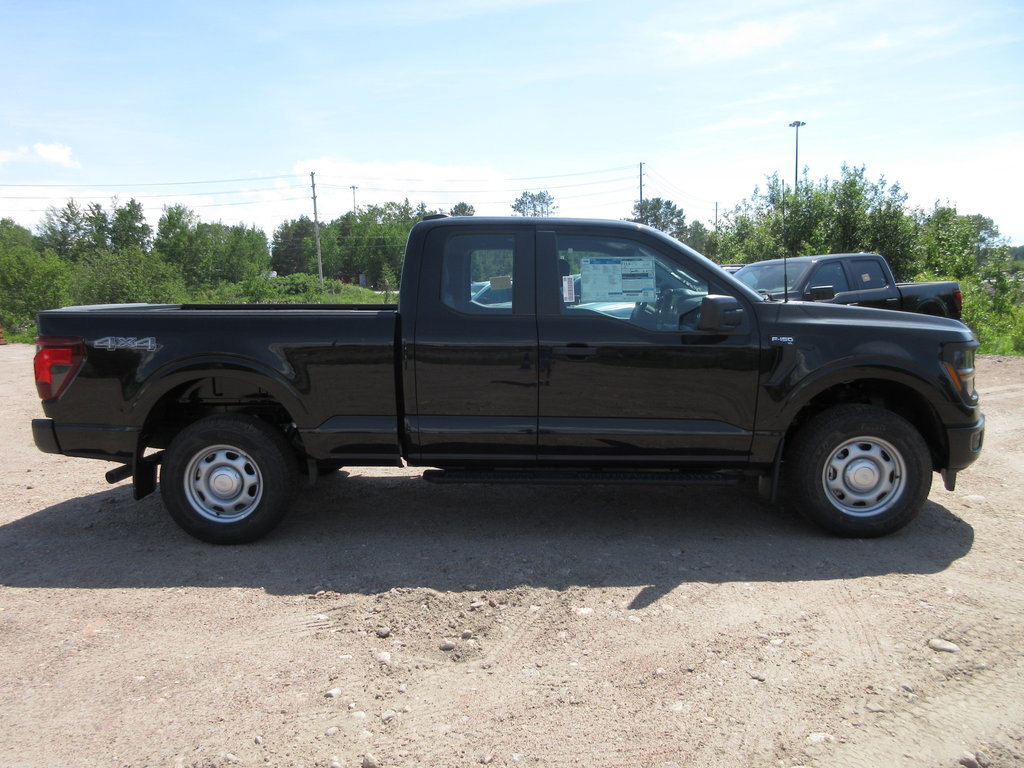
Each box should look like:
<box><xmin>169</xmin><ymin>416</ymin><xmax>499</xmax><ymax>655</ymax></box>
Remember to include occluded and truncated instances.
<box><xmin>805</xmin><ymin>284</ymin><xmax>836</xmax><ymax>302</ymax></box>
<box><xmin>698</xmin><ymin>295</ymin><xmax>745</xmax><ymax>332</ymax></box>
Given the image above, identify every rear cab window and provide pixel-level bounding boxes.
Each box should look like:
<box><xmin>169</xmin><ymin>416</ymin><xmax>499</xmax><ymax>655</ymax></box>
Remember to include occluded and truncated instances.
<box><xmin>849</xmin><ymin>258</ymin><xmax>889</xmax><ymax>290</ymax></box>
<box><xmin>441</xmin><ymin>234</ymin><xmax>516</xmax><ymax>314</ymax></box>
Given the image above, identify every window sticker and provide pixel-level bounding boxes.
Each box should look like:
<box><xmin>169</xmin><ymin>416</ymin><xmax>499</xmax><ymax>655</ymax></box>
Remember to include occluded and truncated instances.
<box><xmin>561</xmin><ymin>274</ymin><xmax>576</xmax><ymax>303</ymax></box>
<box><xmin>580</xmin><ymin>257</ymin><xmax>657</xmax><ymax>303</ymax></box>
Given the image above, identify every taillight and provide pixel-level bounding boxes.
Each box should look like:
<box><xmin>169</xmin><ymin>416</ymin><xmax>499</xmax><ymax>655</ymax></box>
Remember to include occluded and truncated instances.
<box><xmin>953</xmin><ymin>288</ymin><xmax>963</xmax><ymax>317</ymax></box>
<box><xmin>35</xmin><ymin>336</ymin><xmax>85</xmax><ymax>401</ymax></box>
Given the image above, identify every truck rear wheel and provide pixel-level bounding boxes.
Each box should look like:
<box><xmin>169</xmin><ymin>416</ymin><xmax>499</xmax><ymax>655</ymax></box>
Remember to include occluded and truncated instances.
<box><xmin>161</xmin><ymin>414</ymin><xmax>296</xmax><ymax>544</ymax></box>
<box><xmin>785</xmin><ymin>405</ymin><xmax>932</xmax><ymax>537</ymax></box>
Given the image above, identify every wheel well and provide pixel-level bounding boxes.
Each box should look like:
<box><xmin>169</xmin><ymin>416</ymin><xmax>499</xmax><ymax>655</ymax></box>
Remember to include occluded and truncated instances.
<box><xmin>784</xmin><ymin>379</ymin><xmax>946</xmax><ymax>470</ymax></box>
<box><xmin>141</xmin><ymin>376</ymin><xmax>301</xmax><ymax>455</ymax></box>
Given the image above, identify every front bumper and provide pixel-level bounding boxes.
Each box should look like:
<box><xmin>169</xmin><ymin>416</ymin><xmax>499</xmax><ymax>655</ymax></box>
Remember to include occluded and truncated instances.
<box><xmin>945</xmin><ymin>413</ymin><xmax>985</xmax><ymax>472</ymax></box>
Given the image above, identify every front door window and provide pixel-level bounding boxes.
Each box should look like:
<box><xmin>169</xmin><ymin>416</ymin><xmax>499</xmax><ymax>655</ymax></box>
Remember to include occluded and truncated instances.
<box><xmin>555</xmin><ymin>235</ymin><xmax>710</xmax><ymax>331</ymax></box>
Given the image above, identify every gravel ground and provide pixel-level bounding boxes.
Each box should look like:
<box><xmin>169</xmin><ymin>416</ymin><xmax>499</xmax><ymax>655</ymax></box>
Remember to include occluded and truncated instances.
<box><xmin>1</xmin><ymin>342</ymin><xmax>1022</xmax><ymax>768</ymax></box>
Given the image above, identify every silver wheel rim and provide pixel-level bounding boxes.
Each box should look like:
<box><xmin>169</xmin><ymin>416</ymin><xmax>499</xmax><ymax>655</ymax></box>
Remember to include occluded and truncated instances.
<box><xmin>821</xmin><ymin>435</ymin><xmax>906</xmax><ymax>517</ymax></box>
<box><xmin>183</xmin><ymin>444</ymin><xmax>264</xmax><ymax>523</ymax></box>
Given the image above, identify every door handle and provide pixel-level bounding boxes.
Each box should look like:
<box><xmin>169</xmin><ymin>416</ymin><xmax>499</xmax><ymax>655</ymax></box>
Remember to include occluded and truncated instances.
<box><xmin>552</xmin><ymin>345</ymin><xmax>598</xmax><ymax>359</ymax></box>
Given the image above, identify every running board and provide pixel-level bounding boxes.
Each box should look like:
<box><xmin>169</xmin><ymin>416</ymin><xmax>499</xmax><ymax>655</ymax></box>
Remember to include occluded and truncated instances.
<box><xmin>422</xmin><ymin>469</ymin><xmax>744</xmax><ymax>486</ymax></box>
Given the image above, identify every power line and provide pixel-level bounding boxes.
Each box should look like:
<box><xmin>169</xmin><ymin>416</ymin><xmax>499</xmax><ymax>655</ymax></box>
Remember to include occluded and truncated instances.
<box><xmin>317</xmin><ymin>174</ymin><xmax>635</xmax><ymax>196</ymax></box>
<box><xmin>0</xmin><ymin>186</ymin><xmax>308</xmax><ymax>201</ymax></box>
<box><xmin>318</xmin><ymin>164</ymin><xmax>637</xmax><ymax>185</ymax></box>
<box><xmin>2</xmin><ymin>175</ymin><xmax>297</xmax><ymax>189</ymax></box>
<box><xmin>643</xmin><ymin>168</ymin><xmax>718</xmax><ymax>207</ymax></box>
<box><xmin>14</xmin><ymin>196</ymin><xmax>310</xmax><ymax>214</ymax></box>
<box><xmin>3</xmin><ymin>164</ymin><xmax>648</xmax><ymax>220</ymax></box>
<box><xmin>3</xmin><ymin>165</ymin><xmax>638</xmax><ymax>191</ymax></box>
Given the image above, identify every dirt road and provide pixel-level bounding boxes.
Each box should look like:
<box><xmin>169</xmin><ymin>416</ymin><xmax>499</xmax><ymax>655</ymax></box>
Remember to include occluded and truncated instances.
<box><xmin>1</xmin><ymin>342</ymin><xmax>1021</xmax><ymax>768</ymax></box>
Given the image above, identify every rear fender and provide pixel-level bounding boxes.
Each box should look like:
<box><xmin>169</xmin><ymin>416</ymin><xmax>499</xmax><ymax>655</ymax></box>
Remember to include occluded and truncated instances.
<box><xmin>130</xmin><ymin>358</ymin><xmax>310</xmax><ymax>429</ymax></box>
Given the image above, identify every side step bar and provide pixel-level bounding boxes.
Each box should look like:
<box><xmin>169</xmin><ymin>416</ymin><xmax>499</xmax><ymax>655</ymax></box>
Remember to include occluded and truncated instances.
<box><xmin>422</xmin><ymin>468</ymin><xmax>744</xmax><ymax>486</ymax></box>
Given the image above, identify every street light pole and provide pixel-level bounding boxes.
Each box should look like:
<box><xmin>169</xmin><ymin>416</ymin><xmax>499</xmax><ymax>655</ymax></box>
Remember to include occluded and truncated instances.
<box><xmin>784</xmin><ymin>120</ymin><xmax>805</xmax><ymax>301</ymax></box>
<box><xmin>789</xmin><ymin>120</ymin><xmax>805</xmax><ymax>191</ymax></box>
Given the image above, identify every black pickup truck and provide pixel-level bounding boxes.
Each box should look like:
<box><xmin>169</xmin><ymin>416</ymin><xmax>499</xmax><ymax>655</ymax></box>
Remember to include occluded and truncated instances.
<box><xmin>32</xmin><ymin>217</ymin><xmax>984</xmax><ymax>543</ymax></box>
<box><xmin>733</xmin><ymin>253</ymin><xmax>963</xmax><ymax>318</ymax></box>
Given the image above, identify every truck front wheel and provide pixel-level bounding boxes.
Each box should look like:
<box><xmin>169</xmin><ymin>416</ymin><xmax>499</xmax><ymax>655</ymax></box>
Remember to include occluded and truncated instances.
<box><xmin>785</xmin><ymin>405</ymin><xmax>932</xmax><ymax>537</ymax></box>
<box><xmin>161</xmin><ymin>414</ymin><xmax>297</xmax><ymax>544</ymax></box>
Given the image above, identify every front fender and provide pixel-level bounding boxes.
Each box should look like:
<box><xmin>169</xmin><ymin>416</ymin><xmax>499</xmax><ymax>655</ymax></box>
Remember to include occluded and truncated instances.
<box><xmin>760</xmin><ymin>343</ymin><xmax>950</xmax><ymax>433</ymax></box>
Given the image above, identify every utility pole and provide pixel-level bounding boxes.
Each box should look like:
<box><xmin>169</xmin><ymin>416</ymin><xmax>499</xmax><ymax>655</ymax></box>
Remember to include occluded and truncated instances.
<box><xmin>350</xmin><ymin>185</ymin><xmax>358</xmax><ymax>213</ymax></box>
<box><xmin>310</xmin><ymin>172</ymin><xmax>324</xmax><ymax>286</ymax></box>
<box><xmin>639</xmin><ymin>162</ymin><xmax>644</xmax><ymax>207</ymax></box>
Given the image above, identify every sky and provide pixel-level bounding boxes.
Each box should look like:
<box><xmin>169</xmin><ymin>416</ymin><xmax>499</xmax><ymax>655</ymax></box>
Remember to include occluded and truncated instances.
<box><xmin>2</xmin><ymin>0</ymin><xmax>1023</xmax><ymax>245</ymax></box>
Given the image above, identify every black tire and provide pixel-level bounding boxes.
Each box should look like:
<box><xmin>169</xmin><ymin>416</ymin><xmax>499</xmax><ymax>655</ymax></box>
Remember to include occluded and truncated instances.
<box><xmin>160</xmin><ymin>414</ymin><xmax>297</xmax><ymax>544</ymax></box>
<box><xmin>785</xmin><ymin>404</ymin><xmax>932</xmax><ymax>537</ymax></box>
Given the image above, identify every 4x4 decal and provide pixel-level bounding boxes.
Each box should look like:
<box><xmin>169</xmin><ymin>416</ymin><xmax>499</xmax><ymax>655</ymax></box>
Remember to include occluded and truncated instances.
<box><xmin>93</xmin><ymin>336</ymin><xmax>159</xmax><ymax>352</ymax></box>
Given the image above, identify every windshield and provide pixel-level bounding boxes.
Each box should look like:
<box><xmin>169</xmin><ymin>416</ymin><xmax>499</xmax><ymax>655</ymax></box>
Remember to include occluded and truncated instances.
<box><xmin>734</xmin><ymin>261</ymin><xmax>811</xmax><ymax>296</ymax></box>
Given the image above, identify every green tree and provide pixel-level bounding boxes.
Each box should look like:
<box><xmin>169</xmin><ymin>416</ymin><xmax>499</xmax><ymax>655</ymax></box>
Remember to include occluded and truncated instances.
<box><xmin>73</xmin><ymin>246</ymin><xmax>185</xmax><ymax>305</ymax></box>
<box><xmin>827</xmin><ymin>166</ymin><xmax>871</xmax><ymax>252</ymax></box>
<box><xmin>450</xmin><ymin>202</ymin><xmax>475</xmax><ymax>216</ymax></box>
<box><xmin>83</xmin><ymin>202</ymin><xmax>111</xmax><ymax>252</ymax></box>
<box><xmin>684</xmin><ymin>220</ymin><xmax>711</xmax><ymax>253</ymax></box>
<box><xmin>863</xmin><ymin>181</ymin><xmax>918</xmax><ymax>280</ymax></box>
<box><xmin>0</xmin><ymin>245</ymin><xmax>73</xmax><ymax>331</ymax></box>
<box><xmin>340</xmin><ymin>200</ymin><xmax>419</xmax><ymax>288</ymax></box>
<box><xmin>318</xmin><ymin>212</ymin><xmax>357</xmax><ymax>279</ymax></box>
<box><xmin>0</xmin><ymin>218</ymin><xmax>35</xmax><ymax>252</ymax></box>
<box><xmin>111</xmin><ymin>198</ymin><xmax>152</xmax><ymax>252</ymax></box>
<box><xmin>271</xmin><ymin>216</ymin><xmax>316</xmax><ymax>275</ymax></box>
<box><xmin>629</xmin><ymin>198</ymin><xmax>686</xmax><ymax>238</ymax></box>
<box><xmin>153</xmin><ymin>205</ymin><xmax>209</xmax><ymax>288</ymax></box>
<box><xmin>219</xmin><ymin>223</ymin><xmax>271</xmax><ymax>283</ymax></box>
<box><xmin>37</xmin><ymin>200</ymin><xmax>86</xmax><ymax>258</ymax></box>
<box><xmin>713</xmin><ymin>166</ymin><xmax>922</xmax><ymax>273</ymax></box>
<box><xmin>916</xmin><ymin>205</ymin><xmax>977</xmax><ymax>280</ymax></box>
<box><xmin>511</xmin><ymin>190</ymin><xmax>557</xmax><ymax>216</ymax></box>
<box><xmin>713</xmin><ymin>176</ymin><xmax>786</xmax><ymax>264</ymax></box>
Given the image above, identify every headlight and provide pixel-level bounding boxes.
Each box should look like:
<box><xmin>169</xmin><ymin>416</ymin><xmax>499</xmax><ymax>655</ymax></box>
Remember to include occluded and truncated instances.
<box><xmin>942</xmin><ymin>343</ymin><xmax>978</xmax><ymax>404</ymax></box>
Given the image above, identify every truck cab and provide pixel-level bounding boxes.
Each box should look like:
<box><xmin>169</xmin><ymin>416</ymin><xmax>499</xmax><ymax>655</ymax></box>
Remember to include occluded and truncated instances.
<box><xmin>401</xmin><ymin>218</ymin><xmax>759</xmax><ymax>467</ymax></box>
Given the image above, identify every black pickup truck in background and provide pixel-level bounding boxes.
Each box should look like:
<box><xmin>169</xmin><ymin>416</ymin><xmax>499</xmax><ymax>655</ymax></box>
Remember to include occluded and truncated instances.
<box><xmin>32</xmin><ymin>217</ymin><xmax>984</xmax><ymax>543</ymax></box>
<box><xmin>733</xmin><ymin>252</ymin><xmax>963</xmax><ymax>319</ymax></box>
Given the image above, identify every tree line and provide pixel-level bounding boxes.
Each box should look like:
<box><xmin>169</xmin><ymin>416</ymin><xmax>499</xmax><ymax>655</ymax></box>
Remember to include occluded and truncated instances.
<box><xmin>695</xmin><ymin>165</ymin><xmax>1022</xmax><ymax>354</ymax></box>
<box><xmin>1</xmin><ymin>168</ymin><xmax>1021</xmax><ymax>353</ymax></box>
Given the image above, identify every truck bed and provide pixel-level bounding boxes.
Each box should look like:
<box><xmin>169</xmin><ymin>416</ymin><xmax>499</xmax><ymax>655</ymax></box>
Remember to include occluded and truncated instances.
<box><xmin>35</xmin><ymin>303</ymin><xmax>402</xmax><ymax>465</ymax></box>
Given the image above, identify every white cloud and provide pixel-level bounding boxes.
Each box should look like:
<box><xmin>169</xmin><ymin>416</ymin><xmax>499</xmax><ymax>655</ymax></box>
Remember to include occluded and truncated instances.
<box><xmin>666</xmin><ymin>14</ymin><xmax>812</xmax><ymax>62</ymax></box>
<box><xmin>861</xmin><ymin>33</ymin><xmax>896</xmax><ymax>50</ymax></box>
<box><xmin>890</xmin><ymin>132</ymin><xmax>1024</xmax><ymax>244</ymax></box>
<box><xmin>1</xmin><ymin>143</ymin><xmax>81</xmax><ymax>167</ymax></box>
<box><xmin>0</xmin><ymin>146</ymin><xmax>30</xmax><ymax>164</ymax></box>
<box><xmin>33</xmin><ymin>143</ymin><xmax>80</xmax><ymax>167</ymax></box>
